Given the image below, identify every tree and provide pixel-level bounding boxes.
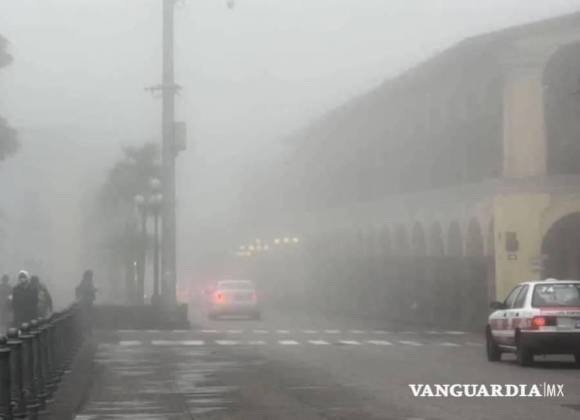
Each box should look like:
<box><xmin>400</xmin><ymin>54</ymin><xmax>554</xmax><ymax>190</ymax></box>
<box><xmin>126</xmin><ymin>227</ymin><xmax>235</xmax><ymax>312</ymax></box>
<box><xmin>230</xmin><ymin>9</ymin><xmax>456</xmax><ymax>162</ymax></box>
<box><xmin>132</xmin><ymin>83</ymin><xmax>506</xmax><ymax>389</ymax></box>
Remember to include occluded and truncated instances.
<box><xmin>89</xmin><ymin>143</ymin><xmax>161</xmax><ymax>303</ymax></box>
<box><xmin>0</xmin><ymin>34</ymin><xmax>18</xmax><ymax>161</ymax></box>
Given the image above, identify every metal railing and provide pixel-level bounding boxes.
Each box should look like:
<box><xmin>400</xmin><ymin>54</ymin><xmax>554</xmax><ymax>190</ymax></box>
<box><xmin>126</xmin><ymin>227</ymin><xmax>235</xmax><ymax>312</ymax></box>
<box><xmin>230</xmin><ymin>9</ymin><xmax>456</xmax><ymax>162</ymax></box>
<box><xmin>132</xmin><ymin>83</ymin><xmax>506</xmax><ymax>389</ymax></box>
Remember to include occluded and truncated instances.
<box><xmin>0</xmin><ymin>304</ymin><xmax>84</xmax><ymax>420</ymax></box>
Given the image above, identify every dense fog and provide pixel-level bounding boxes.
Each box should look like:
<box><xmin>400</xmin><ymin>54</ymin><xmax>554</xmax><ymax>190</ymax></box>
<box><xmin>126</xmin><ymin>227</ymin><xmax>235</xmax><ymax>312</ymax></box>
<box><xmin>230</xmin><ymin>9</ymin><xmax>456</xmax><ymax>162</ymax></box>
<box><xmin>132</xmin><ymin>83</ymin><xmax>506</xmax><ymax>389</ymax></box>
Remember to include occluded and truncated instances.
<box><xmin>2</xmin><ymin>0</ymin><xmax>580</xmax><ymax>306</ymax></box>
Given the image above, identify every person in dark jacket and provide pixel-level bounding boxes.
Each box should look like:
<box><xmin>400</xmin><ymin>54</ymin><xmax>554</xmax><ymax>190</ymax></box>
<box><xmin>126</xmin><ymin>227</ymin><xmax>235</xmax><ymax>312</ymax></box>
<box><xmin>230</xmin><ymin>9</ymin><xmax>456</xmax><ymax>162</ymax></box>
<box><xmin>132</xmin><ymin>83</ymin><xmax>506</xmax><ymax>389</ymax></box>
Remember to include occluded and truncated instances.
<box><xmin>0</xmin><ymin>274</ymin><xmax>11</xmax><ymax>330</ymax></box>
<box><xmin>12</xmin><ymin>270</ymin><xmax>38</xmax><ymax>327</ymax></box>
<box><xmin>76</xmin><ymin>270</ymin><xmax>97</xmax><ymax>333</ymax></box>
<box><xmin>30</xmin><ymin>275</ymin><xmax>53</xmax><ymax>318</ymax></box>
<box><xmin>76</xmin><ymin>270</ymin><xmax>96</xmax><ymax>306</ymax></box>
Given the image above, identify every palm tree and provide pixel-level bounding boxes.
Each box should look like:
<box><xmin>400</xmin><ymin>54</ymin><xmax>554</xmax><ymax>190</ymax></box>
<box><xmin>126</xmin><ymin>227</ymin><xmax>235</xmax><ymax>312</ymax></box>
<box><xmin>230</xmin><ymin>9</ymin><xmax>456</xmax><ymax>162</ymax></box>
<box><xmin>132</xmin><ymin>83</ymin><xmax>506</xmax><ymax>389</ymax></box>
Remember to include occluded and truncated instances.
<box><xmin>0</xmin><ymin>34</ymin><xmax>18</xmax><ymax>162</ymax></box>
<box><xmin>92</xmin><ymin>143</ymin><xmax>160</xmax><ymax>303</ymax></box>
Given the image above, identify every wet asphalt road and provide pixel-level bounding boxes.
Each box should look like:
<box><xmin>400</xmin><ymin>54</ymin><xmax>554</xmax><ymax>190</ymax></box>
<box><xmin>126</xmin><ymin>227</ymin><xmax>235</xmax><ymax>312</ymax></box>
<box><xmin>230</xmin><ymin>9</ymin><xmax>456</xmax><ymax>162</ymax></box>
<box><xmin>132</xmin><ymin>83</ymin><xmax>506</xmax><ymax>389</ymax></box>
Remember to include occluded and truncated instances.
<box><xmin>76</xmin><ymin>306</ymin><xmax>580</xmax><ymax>420</ymax></box>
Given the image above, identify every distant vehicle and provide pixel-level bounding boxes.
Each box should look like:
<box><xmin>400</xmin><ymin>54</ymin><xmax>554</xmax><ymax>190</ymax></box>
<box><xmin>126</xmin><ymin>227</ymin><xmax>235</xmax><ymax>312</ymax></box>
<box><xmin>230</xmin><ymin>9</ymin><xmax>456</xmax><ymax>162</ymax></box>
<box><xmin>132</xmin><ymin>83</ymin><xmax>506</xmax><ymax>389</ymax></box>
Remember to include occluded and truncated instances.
<box><xmin>206</xmin><ymin>280</ymin><xmax>261</xmax><ymax>320</ymax></box>
<box><xmin>486</xmin><ymin>279</ymin><xmax>580</xmax><ymax>366</ymax></box>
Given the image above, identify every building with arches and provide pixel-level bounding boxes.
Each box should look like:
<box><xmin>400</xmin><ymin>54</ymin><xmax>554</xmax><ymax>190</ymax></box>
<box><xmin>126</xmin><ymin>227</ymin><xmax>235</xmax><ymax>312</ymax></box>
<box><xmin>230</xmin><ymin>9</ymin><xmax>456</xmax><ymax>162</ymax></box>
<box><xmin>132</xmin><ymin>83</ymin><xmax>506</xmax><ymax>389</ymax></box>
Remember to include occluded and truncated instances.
<box><xmin>238</xmin><ymin>12</ymin><xmax>580</xmax><ymax>328</ymax></box>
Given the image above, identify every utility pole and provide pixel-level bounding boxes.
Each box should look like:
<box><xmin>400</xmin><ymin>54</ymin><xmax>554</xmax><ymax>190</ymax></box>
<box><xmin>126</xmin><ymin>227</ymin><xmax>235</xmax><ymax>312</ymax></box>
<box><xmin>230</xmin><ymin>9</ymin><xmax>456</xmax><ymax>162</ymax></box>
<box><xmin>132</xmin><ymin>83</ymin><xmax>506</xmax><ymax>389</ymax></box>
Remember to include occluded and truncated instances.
<box><xmin>161</xmin><ymin>0</ymin><xmax>178</xmax><ymax>305</ymax></box>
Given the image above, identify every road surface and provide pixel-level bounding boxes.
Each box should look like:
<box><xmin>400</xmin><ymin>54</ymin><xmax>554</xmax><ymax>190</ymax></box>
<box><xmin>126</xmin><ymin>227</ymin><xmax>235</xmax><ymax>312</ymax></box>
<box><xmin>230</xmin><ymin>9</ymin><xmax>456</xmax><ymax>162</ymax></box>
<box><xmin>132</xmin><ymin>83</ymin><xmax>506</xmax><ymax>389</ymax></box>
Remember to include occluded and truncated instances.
<box><xmin>76</xmin><ymin>306</ymin><xmax>580</xmax><ymax>420</ymax></box>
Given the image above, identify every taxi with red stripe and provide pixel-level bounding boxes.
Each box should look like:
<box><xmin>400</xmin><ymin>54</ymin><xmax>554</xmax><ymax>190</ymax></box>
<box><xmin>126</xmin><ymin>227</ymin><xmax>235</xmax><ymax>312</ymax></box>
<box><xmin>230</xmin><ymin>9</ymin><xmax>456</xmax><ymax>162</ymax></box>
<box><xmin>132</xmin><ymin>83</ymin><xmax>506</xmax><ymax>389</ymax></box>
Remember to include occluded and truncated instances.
<box><xmin>486</xmin><ymin>279</ymin><xmax>580</xmax><ymax>366</ymax></box>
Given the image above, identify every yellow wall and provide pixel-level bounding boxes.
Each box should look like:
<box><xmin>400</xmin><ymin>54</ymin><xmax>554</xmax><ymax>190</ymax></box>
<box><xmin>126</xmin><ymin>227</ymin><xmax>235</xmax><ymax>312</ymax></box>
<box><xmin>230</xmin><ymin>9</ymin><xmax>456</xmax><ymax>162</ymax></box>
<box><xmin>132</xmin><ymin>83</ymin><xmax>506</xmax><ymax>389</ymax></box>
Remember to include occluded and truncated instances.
<box><xmin>493</xmin><ymin>193</ymin><xmax>549</xmax><ymax>300</ymax></box>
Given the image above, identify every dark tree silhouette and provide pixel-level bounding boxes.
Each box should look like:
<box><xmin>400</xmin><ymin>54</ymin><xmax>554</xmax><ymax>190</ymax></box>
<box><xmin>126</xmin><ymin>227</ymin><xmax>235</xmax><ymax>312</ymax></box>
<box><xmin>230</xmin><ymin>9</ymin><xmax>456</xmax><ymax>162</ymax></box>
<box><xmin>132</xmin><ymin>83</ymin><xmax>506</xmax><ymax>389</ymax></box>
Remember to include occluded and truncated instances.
<box><xmin>0</xmin><ymin>34</ymin><xmax>18</xmax><ymax>161</ymax></box>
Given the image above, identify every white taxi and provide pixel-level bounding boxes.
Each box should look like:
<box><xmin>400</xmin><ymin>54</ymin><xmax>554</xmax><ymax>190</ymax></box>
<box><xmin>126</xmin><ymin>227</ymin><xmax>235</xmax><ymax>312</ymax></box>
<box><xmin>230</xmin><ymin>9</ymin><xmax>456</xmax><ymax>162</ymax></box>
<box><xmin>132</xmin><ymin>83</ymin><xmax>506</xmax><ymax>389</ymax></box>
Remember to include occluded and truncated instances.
<box><xmin>486</xmin><ymin>279</ymin><xmax>580</xmax><ymax>366</ymax></box>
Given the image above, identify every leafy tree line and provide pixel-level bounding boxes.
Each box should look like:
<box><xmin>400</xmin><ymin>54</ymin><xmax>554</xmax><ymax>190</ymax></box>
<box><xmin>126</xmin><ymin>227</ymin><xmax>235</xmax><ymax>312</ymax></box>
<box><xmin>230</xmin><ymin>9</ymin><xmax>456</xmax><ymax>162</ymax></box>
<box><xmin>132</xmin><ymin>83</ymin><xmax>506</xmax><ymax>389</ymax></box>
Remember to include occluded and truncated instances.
<box><xmin>88</xmin><ymin>143</ymin><xmax>160</xmax><ymax>303</ymax></box>
<box><xmin>0</xmin><ymin>34</ymin><xmax>18</xmax><ymax>161</ymax></box>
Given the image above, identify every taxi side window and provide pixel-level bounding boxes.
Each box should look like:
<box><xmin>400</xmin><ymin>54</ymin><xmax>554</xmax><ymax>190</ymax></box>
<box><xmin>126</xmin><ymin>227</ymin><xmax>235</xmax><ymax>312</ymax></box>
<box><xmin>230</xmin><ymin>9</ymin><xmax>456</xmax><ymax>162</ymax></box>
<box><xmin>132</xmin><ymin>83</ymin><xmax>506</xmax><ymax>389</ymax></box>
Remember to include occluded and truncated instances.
<box><xmin>512</xmin><ymin>285</ymin><xmax>529</xmax><ymax>309</ymax></box>
<box><xmin>504</xmin><ymin>286</ymin><xmax>522</xmax><ymax>308</ymax></box>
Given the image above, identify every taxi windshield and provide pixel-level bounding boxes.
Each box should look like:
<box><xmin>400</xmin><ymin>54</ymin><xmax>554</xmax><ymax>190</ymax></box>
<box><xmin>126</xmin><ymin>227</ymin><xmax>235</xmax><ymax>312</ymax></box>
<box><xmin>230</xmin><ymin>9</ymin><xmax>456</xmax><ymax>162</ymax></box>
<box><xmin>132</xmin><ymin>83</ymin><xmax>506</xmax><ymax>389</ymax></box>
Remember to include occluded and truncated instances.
<box><xmin>532</xmin><ymin>283</ymin><xmax>580</xmax><ymax>308</ymax></box>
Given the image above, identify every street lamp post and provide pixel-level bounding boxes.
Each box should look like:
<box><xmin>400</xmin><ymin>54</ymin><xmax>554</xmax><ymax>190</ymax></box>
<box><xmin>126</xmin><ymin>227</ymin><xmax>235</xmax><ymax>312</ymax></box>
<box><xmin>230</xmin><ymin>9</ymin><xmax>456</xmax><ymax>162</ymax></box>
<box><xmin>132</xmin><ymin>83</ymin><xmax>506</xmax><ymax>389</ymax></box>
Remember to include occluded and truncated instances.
<box><xmin>149</xmin><ymin>192</ymin><xmax>163</xmax><ymax>305</ymax></box>
<box><xmin>133</xmin><ymin>194</ymin><xmax>148</xmax><ymax>304</ymax></box>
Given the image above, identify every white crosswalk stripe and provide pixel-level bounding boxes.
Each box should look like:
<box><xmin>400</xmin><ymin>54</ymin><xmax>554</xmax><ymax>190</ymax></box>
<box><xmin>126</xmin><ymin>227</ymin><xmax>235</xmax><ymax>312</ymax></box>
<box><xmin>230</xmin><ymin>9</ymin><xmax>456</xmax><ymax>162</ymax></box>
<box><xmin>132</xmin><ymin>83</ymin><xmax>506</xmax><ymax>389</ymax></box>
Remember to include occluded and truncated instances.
<box><xmin>367</xmin><ymin>340</ymin><xmax>392</xmax><ymax>346</ymax></box>
<box><xmin>324</xmin><ymin>329</ymin><xmax>340</xmax><ymax>334</ymax></box>
<box><xmin>152</xmin><ymin>340</ymin><xmax>204</xmax><ymax>346</ymax></box>
<box><xmin>308</xmin><ymin>340</ymin><xmax>330</xmax><ymax>345</ymax></box>
<box><xmin>247</xmin><ymin>340</ymin><xmax>266</xmax><ymax>345</ymax></box>
<box><xmin>119</xmin><ymin>340</ymin><xmax>142</xmax><ymax>346</ymax></box>
<box><xmin>215</xmin><ymin>340</ymin><xmax>238</xmax><ymax>346</ymax></box>
<box><xmin>350</xmin><ymin>330</ymin><xmax>366</xmax><ymax>334</ymax></box>
<box><xmin>276</xmin><ymin>330</ymin><xmax>291</xmax><ymax>334</ymax></box>
<box><xmin>279</xmin><ymin>340</ymin><xmax>300</xmax><ymax>345</ymax></box>
<box><xmin>227</xmin><ymin>330</ymin><xmax>243</xmax><ymax>334</ymax></box>
<box><xmin>373</xmin><ymin>330</ymin><xmax>389</xmax><ymax>334</ymax></box>
<box><xmin>201</xmin><ymin>329</ymin><xmax>218</xmax><ymax>333</ymax></box>
<box><xmin>338</xmin><ymin>340</ymin><xmax>362</xmax><ymax>345</ymax></box>
<box><xmin>398</xmin><ymin>340</ymin><xmax>422</xmax><ymax>346</ymax></box>
<box><xmin>438</xmin><ymin>342</ymin><xmax>461</xmax><ymax>347</ymax></box>
<box><xmin>444</xmin><ymin>331</ymin><xmax>466</xmax><ymax>335</ymax></box>
<box><xmin>303</xmin><ymin>330</ymin><xmax>318</xmax><ymax>334</ymax></box>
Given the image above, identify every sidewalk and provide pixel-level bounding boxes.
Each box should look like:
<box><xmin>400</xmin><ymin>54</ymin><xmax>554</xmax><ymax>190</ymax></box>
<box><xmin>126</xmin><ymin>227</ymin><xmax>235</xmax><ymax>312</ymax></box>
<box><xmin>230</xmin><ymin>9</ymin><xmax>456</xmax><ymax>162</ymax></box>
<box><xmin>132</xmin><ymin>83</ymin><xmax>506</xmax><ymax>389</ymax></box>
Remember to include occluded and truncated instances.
<box><xmin>75</xmin><ymin>330</ymin><xmax>238</xmax><ymax>419</ymax></box>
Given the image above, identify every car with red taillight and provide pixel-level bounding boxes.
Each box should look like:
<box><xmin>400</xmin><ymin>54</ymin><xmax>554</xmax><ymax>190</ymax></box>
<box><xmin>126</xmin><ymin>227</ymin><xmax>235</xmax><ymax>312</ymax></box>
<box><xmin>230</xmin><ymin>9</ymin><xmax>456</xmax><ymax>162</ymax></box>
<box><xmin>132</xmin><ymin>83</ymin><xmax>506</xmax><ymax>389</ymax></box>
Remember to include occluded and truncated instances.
<box><xmin>486</xmin><ymin>279</ymin><xmax>580</xmax><ymax>366</ymax></box>
<box><xmin>207</xmin><ymin>280</ymin><xmax>261</xmax><ymax>320</ymax></box>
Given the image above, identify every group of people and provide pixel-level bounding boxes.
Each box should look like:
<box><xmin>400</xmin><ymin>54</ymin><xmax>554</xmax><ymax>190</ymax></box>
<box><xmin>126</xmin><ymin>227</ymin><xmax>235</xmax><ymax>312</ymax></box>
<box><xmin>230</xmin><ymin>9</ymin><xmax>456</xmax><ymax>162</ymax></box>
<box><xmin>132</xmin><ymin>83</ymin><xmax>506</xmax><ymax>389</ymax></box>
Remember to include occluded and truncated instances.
<box><xmin>0</xmin><ymin>269</ymin><xmax>97</xmax><ymax>332</ymax></box>
<box><xmin>0</xmin><ymin>270</ymin><xmax>53</xmax><ymax>330</ymax></box>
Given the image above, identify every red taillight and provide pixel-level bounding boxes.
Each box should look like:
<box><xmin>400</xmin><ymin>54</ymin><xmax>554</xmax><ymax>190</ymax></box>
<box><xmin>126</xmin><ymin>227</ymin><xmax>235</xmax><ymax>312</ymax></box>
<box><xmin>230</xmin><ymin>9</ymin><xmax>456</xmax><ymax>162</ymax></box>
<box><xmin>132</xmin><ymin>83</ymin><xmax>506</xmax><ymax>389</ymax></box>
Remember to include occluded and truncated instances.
<box><xmin>214</xmin><ymin>292</ymin><xmax>225</xmax><ymax>304</ymax></box>
<box><xmin>532</xmin><ymin>316</ymin><xmax>546</xmax><ymax>328</ymax></box>
<box><xmin>252</xmin><ymin>292</ymin><xmax>257</xmax><ymax>302</ymax></box>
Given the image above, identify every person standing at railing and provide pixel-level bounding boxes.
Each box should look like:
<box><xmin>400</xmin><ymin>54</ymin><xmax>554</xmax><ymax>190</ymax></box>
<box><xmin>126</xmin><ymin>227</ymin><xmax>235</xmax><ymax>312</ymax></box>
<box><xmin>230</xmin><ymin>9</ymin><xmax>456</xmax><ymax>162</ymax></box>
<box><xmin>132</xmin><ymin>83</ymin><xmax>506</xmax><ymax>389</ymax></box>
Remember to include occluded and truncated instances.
<box><xmin>0</xmin><ymin>275</ymin><xmax>11</xmax><ymax>331</ymax></box>
<box><xmin>76</xmin><ymin>269</ymin><xmax>97</xmax><ymax>332</ymax></box>
<box><xmin>30</xmin><ymin>275</ymin><xmax>53</xmax><ymax>318</ymax></box>
<box><xmin>11</xmin><ymin>270</ymin><xmax>37</xmax><ymax>327</ymax></box>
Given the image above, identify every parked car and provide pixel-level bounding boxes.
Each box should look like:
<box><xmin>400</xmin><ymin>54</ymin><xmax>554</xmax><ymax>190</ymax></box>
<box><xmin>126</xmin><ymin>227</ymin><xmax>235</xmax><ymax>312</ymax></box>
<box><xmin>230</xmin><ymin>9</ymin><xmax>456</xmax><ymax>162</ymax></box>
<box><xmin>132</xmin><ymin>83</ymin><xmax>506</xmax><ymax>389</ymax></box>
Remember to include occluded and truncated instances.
<box><xmin>486</xmin><ymin>279</ymin><xmax>580</xmax><ymax>366</ymax></box>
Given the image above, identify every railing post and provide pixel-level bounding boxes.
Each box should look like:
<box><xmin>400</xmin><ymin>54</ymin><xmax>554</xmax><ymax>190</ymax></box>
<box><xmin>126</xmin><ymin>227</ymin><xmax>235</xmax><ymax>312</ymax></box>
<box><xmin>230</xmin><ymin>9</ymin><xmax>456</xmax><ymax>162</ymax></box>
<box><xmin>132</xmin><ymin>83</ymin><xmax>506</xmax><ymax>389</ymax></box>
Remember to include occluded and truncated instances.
<box><xmin>43</xmin><ymin>314</ymin><xmax>57</xmax><ymax>398</ymax></box>
<box><xmin>19</xmin><ymin>323</ymin><xmax>38</xmax><ymax>420</ymax></box>
<box><xmin>6</xmin><ymin>328</ymin><xmax>26</xmax><ymax>419</ymax></box>
<box><xmin>29</xmin><ymin>320</ymin><xmax>46</xmax><ymax>412</ymax></box>
<box><xmin>0</xmin><ymin>336</ymin><xmax>12</xmax><ymax>420</ymax></box>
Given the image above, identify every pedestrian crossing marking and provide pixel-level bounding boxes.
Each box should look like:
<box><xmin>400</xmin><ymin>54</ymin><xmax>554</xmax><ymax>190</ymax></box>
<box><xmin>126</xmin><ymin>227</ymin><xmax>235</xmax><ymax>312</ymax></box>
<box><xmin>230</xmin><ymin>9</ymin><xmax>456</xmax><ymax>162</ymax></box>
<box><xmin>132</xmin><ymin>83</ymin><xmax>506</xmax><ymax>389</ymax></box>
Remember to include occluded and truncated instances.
<box><xmin>227</xmin><ymin>330</ymin><xmax>243</xmax><ymax>334</ymax></box>
<box><xmin>201</xmin><ymin>329</ymin><xmax>218</xmax><ymax>333</ymax></box>
<box><xmin>367</xmin><ymin>340</ymin><xmax>392</xmax><ymax>346</ymax></box>
<box><xmin>303</xmin><ymin>330</ymin><xmax>318</xmax><ymax>334</ymax></box>
<box><xmin>324</xmin><ymin>329</ymin><xmax>340</xmax><ymax>334</ymax></box>
<box><xmin>215</xmin><ymin>340</ymin><xmax>238</xmax><ymax>346</ymax></box>
<box><xmin>119</xmin><ymin>340</ymin><xmax>142</xmax><ymax>346</ymax></box>
<box><xmin>308</xmin><ymin>340</ymin><xmax>330</xmax><ymax>345</ymax></box>
<box><xmin>111</xmin><ymin>338</ymin><xmax>480</xmax><ymax>348</ymax></box>
<box><xmin>276</xmin><ymin>330</ymin><xmax>291</xmax><ymax>334</ymax></box>
<box><xmin>350</xmin><ymin>330</ymin><xmax>366</xmax><ymax>334</ymax></box>
<box><xmin>398</xmin><ymin>340</ymin><xmax>422</xmax><ymax>346</ymax></box>
<box><xmin>372</xmin><ymin>330</ymin><xmax>389</xmax><ymax>334</ymax></box>
<box><xmin>279</xmin><ymin>340</ymin><xmax>300</xmax><ymax>345</ymax></box>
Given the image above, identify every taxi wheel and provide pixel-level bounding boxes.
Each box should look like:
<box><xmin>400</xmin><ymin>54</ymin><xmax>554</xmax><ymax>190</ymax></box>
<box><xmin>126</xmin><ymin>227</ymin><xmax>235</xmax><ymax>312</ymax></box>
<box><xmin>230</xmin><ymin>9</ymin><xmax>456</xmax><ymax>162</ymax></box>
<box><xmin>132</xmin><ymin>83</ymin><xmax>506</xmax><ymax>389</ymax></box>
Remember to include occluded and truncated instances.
<box><xmin>515</xmin><ymin>333</ymin><xmax>533</xmax><ymax>367</ymax></box>
<box><xmin>486</xmin><ymin>327</ymin><xmax>501</xmax><ymax>362</ymax></box>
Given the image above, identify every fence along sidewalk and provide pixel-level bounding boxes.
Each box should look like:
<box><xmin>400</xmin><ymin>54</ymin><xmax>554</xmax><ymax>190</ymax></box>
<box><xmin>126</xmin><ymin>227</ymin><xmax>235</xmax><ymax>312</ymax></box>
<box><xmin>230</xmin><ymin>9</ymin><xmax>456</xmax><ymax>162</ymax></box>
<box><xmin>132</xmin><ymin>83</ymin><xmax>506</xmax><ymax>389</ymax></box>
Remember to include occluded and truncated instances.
<box><xmin>0</xmin><ymin>303</ymin><xmax>86</xmax><ymax>420</ymax></box>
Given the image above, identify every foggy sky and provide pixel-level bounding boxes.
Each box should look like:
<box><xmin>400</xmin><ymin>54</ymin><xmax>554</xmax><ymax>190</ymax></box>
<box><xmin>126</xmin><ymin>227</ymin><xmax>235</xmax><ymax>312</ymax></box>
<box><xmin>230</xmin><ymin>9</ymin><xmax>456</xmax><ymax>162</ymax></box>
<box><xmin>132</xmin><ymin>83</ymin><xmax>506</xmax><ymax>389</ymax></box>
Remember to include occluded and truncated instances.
<box><xmin>2</xmin><ymin>0</ymin><xmax>580</xmax><ymax>290</ymax></box>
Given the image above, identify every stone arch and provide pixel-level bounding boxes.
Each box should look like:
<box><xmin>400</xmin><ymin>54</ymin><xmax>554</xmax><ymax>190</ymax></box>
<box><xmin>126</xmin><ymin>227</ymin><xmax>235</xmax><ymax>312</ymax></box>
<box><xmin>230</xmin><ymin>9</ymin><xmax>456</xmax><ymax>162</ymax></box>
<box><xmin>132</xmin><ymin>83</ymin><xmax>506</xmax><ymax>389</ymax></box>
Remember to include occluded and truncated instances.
<box><xmin>411</xmin><ymin>223</ymin><xmax>427</xmax><ymax>256</ymax></box>
<box><xmin>465</xmin><ymin>218</ymin><xmax>485</xmax><ymax>257</ymax></box>
<box><xmin>543</xmin><ymin>42</ymin><xmax>580</xmax><ymax>176</ymax></box>
<box><xmin>542</xmin><ymin>212</ymin><xmax>580</xmax><ymax>279</ymax></box>
<box><xmin>394</xmin><ymin>225</ymin><xmax>410</xmax><ymax>256</ymax></box>
<box><xmin>446</xmin><ymin>221</ymin><xmax>463</xmax><ymax>256</ymax></box>
<box><xmin>428</xmin><ymin>222</ymin><xmax>445</xmax><ymax>257</ymax></box>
